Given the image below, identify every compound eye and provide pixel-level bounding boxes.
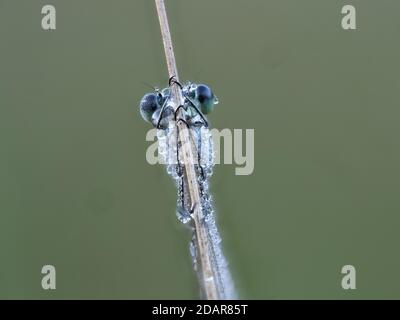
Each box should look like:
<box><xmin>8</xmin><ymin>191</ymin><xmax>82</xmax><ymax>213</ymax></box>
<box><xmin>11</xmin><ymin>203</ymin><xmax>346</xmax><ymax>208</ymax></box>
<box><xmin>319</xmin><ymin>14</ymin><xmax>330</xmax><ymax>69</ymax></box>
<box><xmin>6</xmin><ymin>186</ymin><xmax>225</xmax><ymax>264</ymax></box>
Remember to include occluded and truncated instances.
<box><xmin>139</xmin><ymin>93</ymin><xmax>159</xmax><ymax>123</ymax></box>
<box><xmin>196</xmin><ymin>85</ymin><xmax>213</xmax><ymax>104</ymax></box>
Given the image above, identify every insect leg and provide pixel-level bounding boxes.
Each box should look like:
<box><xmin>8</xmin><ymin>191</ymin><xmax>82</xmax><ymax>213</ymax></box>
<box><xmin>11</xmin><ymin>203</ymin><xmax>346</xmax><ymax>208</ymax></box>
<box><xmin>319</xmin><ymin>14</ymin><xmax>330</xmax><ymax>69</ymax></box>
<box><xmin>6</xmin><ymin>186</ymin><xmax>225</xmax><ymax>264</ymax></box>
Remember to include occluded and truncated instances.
<box><xmin>168</xmin><ymin>75</ymin><xmax>183</xmax><ymax>89</ymax></box>
<box><xmin>174</xmin><ymin>104</ymin><xmax>189</xmax><ymax>123</ymax></box>
<box><xmin>184</xmin><ymin>96</ymin><xmax>209</xmax><ymax>128</ymax></box>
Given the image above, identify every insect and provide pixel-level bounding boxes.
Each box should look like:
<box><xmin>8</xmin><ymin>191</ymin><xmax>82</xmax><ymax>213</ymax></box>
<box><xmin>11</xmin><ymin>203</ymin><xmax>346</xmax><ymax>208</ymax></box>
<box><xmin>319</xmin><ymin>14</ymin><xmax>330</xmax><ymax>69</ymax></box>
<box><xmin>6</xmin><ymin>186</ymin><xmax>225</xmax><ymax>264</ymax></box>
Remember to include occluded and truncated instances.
<box><xmin>139</xmin><ymin>78</ymin><xmax>218</xmax><ymax>129</ymax></box>
<box><xmin>139</xmin><ymin>78</ymin><xmax>217</xmax><ymax>224</ymax></box>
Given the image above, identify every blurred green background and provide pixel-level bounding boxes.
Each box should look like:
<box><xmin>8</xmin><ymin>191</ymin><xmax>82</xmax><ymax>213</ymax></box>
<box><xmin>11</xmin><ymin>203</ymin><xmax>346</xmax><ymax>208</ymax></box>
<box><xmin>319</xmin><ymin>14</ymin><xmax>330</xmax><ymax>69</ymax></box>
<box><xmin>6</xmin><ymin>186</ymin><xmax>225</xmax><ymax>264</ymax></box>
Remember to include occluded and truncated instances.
<box><xmin>1</xmin><ymin>0</ymin><xmax>399</xmax><ymax>299</ymax></box>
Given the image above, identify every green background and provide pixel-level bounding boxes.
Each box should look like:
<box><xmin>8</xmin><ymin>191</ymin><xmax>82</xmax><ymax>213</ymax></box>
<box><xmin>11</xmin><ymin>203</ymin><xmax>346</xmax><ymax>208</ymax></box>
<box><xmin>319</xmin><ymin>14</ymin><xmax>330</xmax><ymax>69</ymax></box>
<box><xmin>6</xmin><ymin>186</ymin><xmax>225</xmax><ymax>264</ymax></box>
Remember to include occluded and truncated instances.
<box><xmin>1</xmin><ymin>0</ymin><xmax>399</xmax><ymax>299</ymax></box>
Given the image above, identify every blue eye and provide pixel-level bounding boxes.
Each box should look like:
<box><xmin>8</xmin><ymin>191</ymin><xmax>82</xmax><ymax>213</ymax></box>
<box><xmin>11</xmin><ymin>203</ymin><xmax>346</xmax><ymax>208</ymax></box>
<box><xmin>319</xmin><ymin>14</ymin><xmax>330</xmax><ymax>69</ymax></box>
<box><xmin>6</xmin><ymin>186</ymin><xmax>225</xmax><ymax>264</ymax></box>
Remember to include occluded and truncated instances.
<box><xmin>139</xmin><ymin>93</ymin><xmax>160</xmax><ymax>123</ymax></box>
<box><xmin>195</xmin><ymin>84</ymin><xmax>217</xmax><ymax>114</ymax></box>
<box><xmin>196</xmin><ymin>85</ymin><xmax>212</xmax><ymax>103</ymax></box>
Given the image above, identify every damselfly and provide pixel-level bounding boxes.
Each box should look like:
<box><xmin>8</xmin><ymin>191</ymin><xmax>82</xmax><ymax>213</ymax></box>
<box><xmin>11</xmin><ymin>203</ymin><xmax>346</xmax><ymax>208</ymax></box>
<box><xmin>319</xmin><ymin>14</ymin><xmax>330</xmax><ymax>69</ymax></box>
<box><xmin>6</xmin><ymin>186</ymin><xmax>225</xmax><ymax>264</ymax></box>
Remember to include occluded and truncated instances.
<box><xmin>138</xmin><ymin>79</ymin><xmax>235</xmax><ymax>299</ymax></box>
<box><xmin>140</xmin><ymin>78</ymin><xmax>218</xmax><ymax>221</ymax></box>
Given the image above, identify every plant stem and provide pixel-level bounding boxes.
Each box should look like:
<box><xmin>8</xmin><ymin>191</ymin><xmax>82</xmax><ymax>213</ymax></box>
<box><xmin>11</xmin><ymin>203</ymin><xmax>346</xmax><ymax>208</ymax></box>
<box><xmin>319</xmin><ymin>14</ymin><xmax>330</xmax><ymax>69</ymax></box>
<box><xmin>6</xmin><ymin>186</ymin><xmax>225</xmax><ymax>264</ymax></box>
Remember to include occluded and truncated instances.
<box><xmin>154</xmin><ymin>0</ymin><xmax>220</xmax><ymax>300</ymax></box>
